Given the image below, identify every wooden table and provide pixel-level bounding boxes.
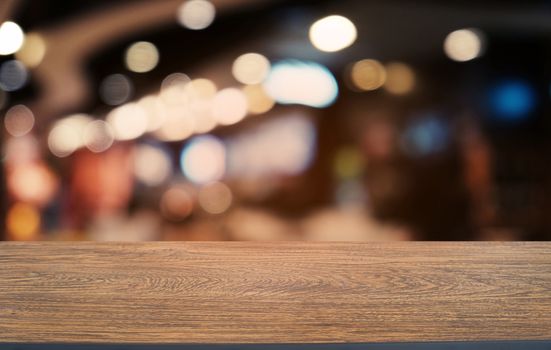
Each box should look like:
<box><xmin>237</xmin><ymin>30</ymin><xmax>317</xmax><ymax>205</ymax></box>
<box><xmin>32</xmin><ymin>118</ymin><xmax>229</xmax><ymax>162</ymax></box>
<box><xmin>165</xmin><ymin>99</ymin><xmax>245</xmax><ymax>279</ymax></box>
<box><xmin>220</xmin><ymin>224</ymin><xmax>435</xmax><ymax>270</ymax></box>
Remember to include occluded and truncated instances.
<box><xmin>0</xmin><ymin>242</ymin><xmax>550</xmax><ymax>343</ymax></box>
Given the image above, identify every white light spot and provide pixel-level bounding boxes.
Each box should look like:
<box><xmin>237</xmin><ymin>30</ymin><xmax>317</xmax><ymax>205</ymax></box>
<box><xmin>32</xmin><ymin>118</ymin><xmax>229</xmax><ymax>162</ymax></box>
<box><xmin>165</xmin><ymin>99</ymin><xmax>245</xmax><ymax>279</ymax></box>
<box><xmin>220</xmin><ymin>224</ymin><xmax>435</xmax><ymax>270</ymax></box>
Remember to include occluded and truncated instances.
<box><xmin>0</xmin><ymin>22</ymin><xmax>25</xmax><ymax>55</ymax></box>
<box><xmin>263</xmin><ymin>60</ymin><xmax>338</xmax><ymax>108</ymax></box>
<box><xmin>177</xmin><ymin>0</ymin><xmax>216</xmax><ymax>30</ymax></box>
<box><xmin>309</xmin><ymin>15</ymin><xmax>357</xmax><ymax>52</ymax></box>
<box><xmin>180</xmin><ymin>135</ymin><xmax>225</xmax><ymax>184</ymax></box>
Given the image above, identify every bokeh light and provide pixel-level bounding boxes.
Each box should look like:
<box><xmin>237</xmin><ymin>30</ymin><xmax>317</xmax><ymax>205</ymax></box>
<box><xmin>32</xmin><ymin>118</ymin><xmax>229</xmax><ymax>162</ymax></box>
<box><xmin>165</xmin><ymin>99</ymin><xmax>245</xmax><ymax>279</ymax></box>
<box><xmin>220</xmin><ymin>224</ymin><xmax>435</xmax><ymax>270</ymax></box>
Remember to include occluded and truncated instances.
<box><xmin>490</xmin><ymin>80</ymin><xmax>536</xmax><ymax>121</ymax></box>
<box><xmin>99</xmin><ymin>73</ymin><xmax>133</xmax><ymax>106</ymax></box>
<box><xmin>160</xmin><ymin>72</ymin><xmax>191</xmax><ymax>105</ymax></box>
<box><xmin>177</xmin><ymin>0</ymin><xmax>216</xmax><ymax>30</ymax></box>
<box><xmin>154</xmin><ymin>106</ymin><xmax>195</xmax><ymax>141</ymax></box>
<box><xmin>107</xmin><ymin>103</ymin><xmax>148</xmax><ymax>140</ymax></box>
<box><xmin>263</xmin><ymin>59</ymin><xmax>338</xmax><ymax>108</ymax></box>
<box><xmin>383</xmin><ymin>62</ymin><xmax>415</xmax><ymax>95</ymax></box>
<box><xmin>160</xmin><ymin>186</ymin><xmax>194</xmax><ymax>221</ymax></box>
<box><xmin>4</xmin><ymin>104</ymin><xmax>34</xmax><ymax>137</ymax></box>
<box><xmin>232</xmin><ymin>53</ymin><xmax>270</xmax><ymax>85</ymax></box>
<box><xmin>400</xmin><ymin>116</ymin><xmax>449</xmax><ymax>157</ymax></box>
<box><xmin>48</xmin><ymin>114</ymin><xmax>92</xmax><ymax>157</ymax></box>
<box><xmin>0</xmin><ymin>21</ymin><xmax>25</xmax><ymax>55</ymax></box>
<box><xmin>125</xmin><ymin>41</ymin><xmax>159</xmax><ymax>73</ymax></box>
<box><xmin>211</xmin><ymin>88</ymin><xmax>248</xmax><ymax>125</ymax></box>
<box><xmin>83</xmin><ymin>120</ymin><xmax>115</xmax><ymax>153</ymax></box>
<box><xmin>444</xmin><ymin>28</ymin><xmax>484</xmax><ymax>62</ymax></box>
<box><xmin>198</xmin><ymin>181</ymin><xmax>232</xmax><ymax>214</ymax></box>
<box><xmin>309</xmin><ymin>15</ymin><xmax>357</xmax><ymax>52</ymax></box>
<box><xmin>134</xmin><ymin>143</ymin><xmax>173</xmax><ymax>186</ymax></box>
<box><xmin>227</xmin><ymin>115</ymin><xmax>316</xmax><ymax>177</ymax></box>
<box><xmin>242</xmin><ymin>84</ymin><xmax>275</xmax><ymax>114</ymax></box>
<box><xmin>138</xmin><ymin>95</ymin><xmax>166</xmax><ymax>132</ymax></box>
<box><xmin>8</xmin><ymin>162</ymin><xmax>59</xmax><ymax>206</ymax></box>
<box><xmin>15</xmin><ymin>32</ymin><xmax>47</xmax><ymax>68</ymax></box>
<box><xmin>349</xmin><ymin>59</ymin><xmax>386</xmax><ymax>91</ymax></box>
<box><xmin>6</xmin><ymin>203</ymin><xmax>40</xmax><ymax>240</ymax></box>
<box><xmin>334</xmin><ymin>146</ymin><xmax>364</xmax><ymax>179</ymax></box>
<box><xmin>180</xmin><ymin>135</ymin><xmax>226</xmax><ymax>184</ymax></box>
<box><xmin>0</xmin><ymin>60</ymin><xmax>28</xmax><ymax>92</ymax></box>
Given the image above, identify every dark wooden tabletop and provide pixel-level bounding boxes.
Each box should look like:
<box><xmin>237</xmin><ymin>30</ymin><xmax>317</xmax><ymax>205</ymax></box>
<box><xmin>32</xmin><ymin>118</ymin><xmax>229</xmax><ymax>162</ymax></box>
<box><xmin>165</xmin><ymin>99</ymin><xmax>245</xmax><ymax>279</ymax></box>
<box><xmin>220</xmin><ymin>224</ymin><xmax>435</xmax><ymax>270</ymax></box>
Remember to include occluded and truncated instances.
<box><xmin>0</xmin><ymin>242</ymin><xmax>550</xmax><ymax>343</ymax></box>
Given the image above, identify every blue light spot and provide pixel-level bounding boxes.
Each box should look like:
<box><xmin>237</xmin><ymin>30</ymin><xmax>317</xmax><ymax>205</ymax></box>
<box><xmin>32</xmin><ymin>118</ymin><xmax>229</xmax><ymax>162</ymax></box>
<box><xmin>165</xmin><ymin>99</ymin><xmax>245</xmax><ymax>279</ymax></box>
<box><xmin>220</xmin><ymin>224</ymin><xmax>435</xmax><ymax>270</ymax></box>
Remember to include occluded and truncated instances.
<box><xmin>401</xmin><ymin>117</ymin><xmax>449</xmax><ymax>157</ymax></box>
<box><xmin>490</xmin><ymin>80</ymin><xmax>536</xmax><ymax>121</ymax></box>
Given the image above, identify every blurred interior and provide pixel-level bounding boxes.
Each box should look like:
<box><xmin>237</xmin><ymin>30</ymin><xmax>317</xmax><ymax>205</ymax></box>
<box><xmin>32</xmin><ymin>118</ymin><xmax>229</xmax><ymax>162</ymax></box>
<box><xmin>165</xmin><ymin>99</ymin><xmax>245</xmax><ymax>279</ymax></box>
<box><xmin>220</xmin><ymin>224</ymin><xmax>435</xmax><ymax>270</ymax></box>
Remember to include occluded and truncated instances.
<box><xmin>1</xmin><ymin>0</ymin><xmax>551</xmax><ymax>241</ymax></box>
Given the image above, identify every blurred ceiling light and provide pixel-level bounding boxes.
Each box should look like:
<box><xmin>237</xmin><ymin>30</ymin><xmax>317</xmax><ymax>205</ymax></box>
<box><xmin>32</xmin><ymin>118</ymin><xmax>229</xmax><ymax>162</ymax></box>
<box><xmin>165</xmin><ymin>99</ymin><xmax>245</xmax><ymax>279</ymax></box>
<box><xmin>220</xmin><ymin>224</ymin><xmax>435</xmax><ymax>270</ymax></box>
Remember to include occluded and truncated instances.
<box><xmin>309</xmin><ymin>15</ymin><xmax>357</xmax><ymax>52</ymax></box>
<box><xmin>6</xmin><ymin>203</ymin><xmax>40</xmax><ymax>240</ymax></box>
<box><xmin>184</xmin><ymin>78</ymin><xmax>217</xmax><ymax>133</ymax></box>
<box><xmin>134</xmin><ymin>143</ymin><xmax>173</xmax><ymax>186</ymax></box>
<box><xmin>198</xmin><ymin>181</ymin><xmax>232</xmax><ymax>214</ymax></box>
<box><xmin>8</xmin><ymin>162</ymin><xmax>59</xmax><ymax>206</ymax></box>
<box><xmin>263</xmin><ymin>59</ymin><xmax>338</xmax><ymax>108</ymax></box>
<box><xmin>160</xmin><ymin>186</ymin><xmax>194</xmax><ymax>221</ymax></box>
<box><xmin>15</xmin><ymin>32</ymin><xmax>47</xmax><ymax>68</ymax></box>
<box><xmin>211</xmin><ymin>88</ymin><xmax>248</xmax><ymax>125</ymax></box>
<box><xmin>83</xmin><ymin>120</ymin><xmax>115</xmax><ymax>153</ymax></box>
<box><xmin>180</xmin><ymin>135</ymin><xmax>225</xmax><ymax>184</ymax></box>
<box><xmin>232</xmin><ymin>53</ymin><xmax>270</xmax><ymax>85</ymax></box>
<box><xmin>138</xmin><ymin>95</ymin><xmax>166</xmax><ymax>132</ymax></box>
<box><xmin>0</xmin><ymin>21</ymin><xmax>24</xmax><ymax>55</ymax></box>
<box><xmin>227</xmin><ymin>115</ymin><xmax>316</xmax><ymax>178</ymax></box>
<box><xmin>444</xmin><ymin>28</ymin><xmax>484</xmax><ymax>62</ymax></box>
<box><xmin>0</xmin><ymin>60</ymin><xmax>28</xmax><ymax>92</ymax></box>
<box><xmin>177</xmin><ymin>0</ymin><xmax>216</xmax><ymax>30</ymax></box>
<box><xmin>185</xmin><ymin>78</ymin><xmax>217</xmax><ymax>99</ymax></box>
<box><xmin>242</xmin><ymin>84</ymin><xmax>275</xmax><ymax>114</ymax></box>
<box><xmin>383</xmin><ymin>62</ymin><xmax>415</xmax><ymax>95</ymax></box>
<box><xmin>350</xmin><ymin>59</ymin><xmax>386</xmax><ymax>91</ymax></box>
<box><xmin>99</xmin><ymin>73</ymin><xmax>133</xmax><ymax>106</ymax></box>
<box><xmin>48</xmin><ymin>114</ymin><xmax>92</xmax><ymax>157</ymax></box>
<box><xmin>160</xmin><ymin>72</ymin><xmax>191</xmax><ymax>105</ymax></box>
<box><xmin>107</xmin><ymin>103</ymin><xmax>148</xmax><ymax>141</ymax></box>
<box><xmin>154</xmin><ymin>106</ymin><xmax>195</xmax><ymax>141</ymax></box>
<box><xmin>125</xmin><ymin>41</ymin><xmax>159</xmax><ymax>73</ymax></box>
<box><xmin>4</xmin><ymin>104</ymin><xmax>34</xmax><ymax>137</ymax></box>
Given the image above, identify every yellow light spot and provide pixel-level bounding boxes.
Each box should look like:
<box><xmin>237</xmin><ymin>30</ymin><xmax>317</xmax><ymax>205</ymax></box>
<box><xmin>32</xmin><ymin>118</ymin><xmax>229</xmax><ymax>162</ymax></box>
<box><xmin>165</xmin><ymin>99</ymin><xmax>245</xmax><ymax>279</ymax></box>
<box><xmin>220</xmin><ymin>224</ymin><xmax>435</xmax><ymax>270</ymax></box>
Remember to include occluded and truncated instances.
<box><xmin>242</xmin><ymin>84</ymin><xmax>274</xmax><ymax>114</ymax></box>
<box><xmin>383</xmin><ymin>62</ymin><xmax>415</xmax><ymax>95</ymax></box>
<box><xmin>7</xmin><ymin>203</ymin><xmax>40</xmax><ymax>240</ymax></box>
<box><xmin>15</xmin><ymin>32</ymin><xmax>47</xmax><ymax>68</ymax></box>
<box><xmin>125</xmin><ymin>41</ymin><xmax>159</xmax><ymax>73</ymax></box>
<box><xmin>350</xmin><ymin>59</ymin><xmax>386</xmax><ymax>91</ymax></box>
<box><xmin>232</xmin><ymin>53</ymin><xmax>270</xmax><ymax>85</ymax></box>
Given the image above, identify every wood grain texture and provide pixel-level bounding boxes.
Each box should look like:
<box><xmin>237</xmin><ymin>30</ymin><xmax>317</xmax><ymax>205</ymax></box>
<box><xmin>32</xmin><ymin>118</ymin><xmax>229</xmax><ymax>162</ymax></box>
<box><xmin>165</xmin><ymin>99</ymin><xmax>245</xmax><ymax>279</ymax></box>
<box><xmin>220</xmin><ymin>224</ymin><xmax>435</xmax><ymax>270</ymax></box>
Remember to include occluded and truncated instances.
<box><xmin>0</xmin><ymin>242</ymin><xmax>550</xmax><ymax>343</ymax></box>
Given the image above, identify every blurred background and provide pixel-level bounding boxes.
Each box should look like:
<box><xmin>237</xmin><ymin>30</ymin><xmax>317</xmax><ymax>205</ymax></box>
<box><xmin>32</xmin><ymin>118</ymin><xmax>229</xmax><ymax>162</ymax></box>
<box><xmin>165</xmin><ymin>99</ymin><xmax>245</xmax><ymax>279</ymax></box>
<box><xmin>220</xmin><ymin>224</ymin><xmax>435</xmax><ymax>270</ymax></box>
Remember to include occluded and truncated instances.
<box><xmin>1</xmin><ymin>0</ymin><xmax>550</xmax><ymax>241</ymax></box>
